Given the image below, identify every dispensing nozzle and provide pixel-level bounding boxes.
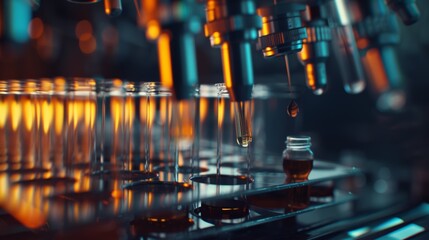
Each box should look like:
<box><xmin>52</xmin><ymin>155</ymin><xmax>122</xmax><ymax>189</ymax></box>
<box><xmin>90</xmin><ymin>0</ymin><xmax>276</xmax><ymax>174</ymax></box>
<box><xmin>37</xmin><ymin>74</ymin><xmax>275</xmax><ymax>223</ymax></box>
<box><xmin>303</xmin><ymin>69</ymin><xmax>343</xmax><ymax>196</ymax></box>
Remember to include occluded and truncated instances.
<box><xmin>257</xmin><ymin>1</ymin><xmax>307</xmax><ymax>92</ymax></box>
<box><xmin>66</xmin><ymin>0</ymin><xmax>123</xmax><ymax>17</ymax></box>
<box><xmin>204</xmin><ymin>0</ymin><xmax>260</xmax><ymax>147</ymax></box>
<box><xmin>139</xmin><ymin>0</ymin><xmax>201</xmax><ymax>101</ymax></box>
<box><xmin>104</xmin><ymin>0</ymin><xmax>122</xmax><ymax>17</ymax></box>
<box><xmin>386</xmin><ymin>0</ymin><xmax>420</xmax><ymax>25</ymax></box>
<box><xmin>326</xmin><ymin>0</ymin><xmax>366</xmax><ymax>94</ymax></box>
<box><xmin>204</xmin><ymin>0</ymin><xmax>261</xmax><ymax>102</ymax></box>
<box><xmin>298</xmin><ymin>4</ymin><xmax>332</xmax><ymax>95</ymax></box>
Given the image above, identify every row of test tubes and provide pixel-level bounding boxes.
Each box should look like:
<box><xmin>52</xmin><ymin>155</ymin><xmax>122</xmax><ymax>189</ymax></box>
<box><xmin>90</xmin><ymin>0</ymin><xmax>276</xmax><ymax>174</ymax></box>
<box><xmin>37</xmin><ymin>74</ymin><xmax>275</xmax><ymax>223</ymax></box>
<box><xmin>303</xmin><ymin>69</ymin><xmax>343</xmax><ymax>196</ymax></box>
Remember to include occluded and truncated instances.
<box><xmin>0</xmin><ymin>78</ymin><xmax>287</xmax><ymax>190</ymax></box>
<box><xmin>0</xmin><ymin>78</ymin><xmax>303</xmax><ymax>230</ymax></box>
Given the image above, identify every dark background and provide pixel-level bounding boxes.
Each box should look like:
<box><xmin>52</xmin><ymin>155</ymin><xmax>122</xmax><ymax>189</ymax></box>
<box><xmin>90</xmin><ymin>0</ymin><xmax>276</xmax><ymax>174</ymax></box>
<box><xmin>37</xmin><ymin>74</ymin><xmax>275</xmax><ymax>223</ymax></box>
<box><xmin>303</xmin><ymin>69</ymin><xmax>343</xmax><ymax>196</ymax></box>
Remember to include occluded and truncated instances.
<box><xmin>1</xmin><ymin>0</ymin><xmax>429</xmax><ymax>204</ymax></box>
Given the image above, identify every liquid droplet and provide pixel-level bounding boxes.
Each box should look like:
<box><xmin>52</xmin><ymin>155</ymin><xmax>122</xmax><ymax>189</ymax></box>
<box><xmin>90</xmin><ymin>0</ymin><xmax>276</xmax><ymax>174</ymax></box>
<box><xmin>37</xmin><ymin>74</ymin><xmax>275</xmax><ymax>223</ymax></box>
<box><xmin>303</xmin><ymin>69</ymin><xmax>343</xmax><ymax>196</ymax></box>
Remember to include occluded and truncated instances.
<box><xmin>236</xmin><ymin>135</ymin><xmax>252</xmax><ymax>148</ymax></box>
<box><xmin>287</xmin><ymin>100</ymin><xmax>299</xmax><ymax>118</ymax></box>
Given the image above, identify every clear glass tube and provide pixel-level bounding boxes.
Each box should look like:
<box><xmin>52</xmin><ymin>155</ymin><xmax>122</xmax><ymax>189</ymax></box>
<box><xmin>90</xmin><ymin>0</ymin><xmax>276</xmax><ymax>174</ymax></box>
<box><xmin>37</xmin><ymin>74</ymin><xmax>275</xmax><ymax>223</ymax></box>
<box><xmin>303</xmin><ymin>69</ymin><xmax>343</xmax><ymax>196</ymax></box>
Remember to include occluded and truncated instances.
<box><xmin>198</xmin><ymin>84</ymin><xmax>221</xmax><ymax>159</ymax></box>
<box><xmin>94</xmin><ymin>79</ymin><xmax>123</xmax><ymax>178</ymax></box>
<box><xmin>326</xmin><ymin>0</ymin><xmax>366</xmax><ymax>94</ymax></box>
<box><xmin>216</xmin><ymin>83</ymin><xmax>229</xmax><ymax>176</ymax></box>
<box><xmin>0</xmin><ymin>81</ymin><xmax>7</xmax><ymax>163</ymax></box>
<box><xmin>169</xmin><ymin>97</ymin><xmax>196</xmax><ymax>182</ymax></box>
<box><xmin>5</xmin><ymin>80</ymin><xmax>39</xmax><ymax>170</ymax></box>
<box><xmin>65</xmin><ymin>78</ymin><xmax>97</xmax><ymax>193</ymax></box>
<box><xmin>141</xmin><ymin>82</ymin><xmax>172</xmax><ymax>177</ymax></box>
<box><xmin>233</xmin><ymin>101</ymin><xmax>253</xmax><ymax>148</ymax></box>
<box><xmin>38</xmin><ymin>79</ymin><xmax>54</xmax><ymax>172</ymax></box>
<box><xmin>52</xmin><ymin>78</ymin><xmax>67</xmax><ymax>176</ymax></box>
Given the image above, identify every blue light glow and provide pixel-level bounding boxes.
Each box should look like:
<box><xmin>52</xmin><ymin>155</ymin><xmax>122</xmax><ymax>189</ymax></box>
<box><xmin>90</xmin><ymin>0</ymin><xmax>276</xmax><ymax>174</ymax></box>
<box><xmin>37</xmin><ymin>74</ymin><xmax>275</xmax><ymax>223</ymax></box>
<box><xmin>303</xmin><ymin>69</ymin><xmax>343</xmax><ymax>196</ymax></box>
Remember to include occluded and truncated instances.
<box><xmin>347</xmin><ymin>226</ymin><xmax>370</xmax><ymax>238</ymax></box>
<box><xmin>7</xmin><ymin>0</ymin><xmax>31</xmax><ymax>43</ymax></box>
<box><xmin>377</xmin><ymin>223</ymin><xmax>425</xmax><ymax>240</ymax></box>
<box><xmin>373</xmin><ymin>217</ymin><xmax>404</xmax><ymax>232</ymax></box>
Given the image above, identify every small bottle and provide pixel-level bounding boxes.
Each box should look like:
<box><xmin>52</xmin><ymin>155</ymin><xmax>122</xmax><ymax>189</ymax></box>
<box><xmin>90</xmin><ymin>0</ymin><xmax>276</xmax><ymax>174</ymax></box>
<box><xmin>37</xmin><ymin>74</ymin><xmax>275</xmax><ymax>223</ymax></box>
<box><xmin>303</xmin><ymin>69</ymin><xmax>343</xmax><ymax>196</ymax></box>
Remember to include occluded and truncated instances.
<box><xmin>282</xmin><ymin>136</ymin><xmax>314</xmax><ymax>180</ymax></box>
<box><xmin>282</xmin><ymin>136</ymin><xmax>314</xmax><ymax>211</ymax></box>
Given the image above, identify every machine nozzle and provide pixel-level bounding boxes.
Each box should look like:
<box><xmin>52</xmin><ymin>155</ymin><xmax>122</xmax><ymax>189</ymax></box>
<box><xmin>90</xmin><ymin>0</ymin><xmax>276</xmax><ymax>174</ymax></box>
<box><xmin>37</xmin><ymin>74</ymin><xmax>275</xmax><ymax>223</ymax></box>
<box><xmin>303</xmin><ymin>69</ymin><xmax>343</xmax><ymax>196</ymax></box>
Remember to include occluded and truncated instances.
<box><xmin>67</xmin><ymin>0</ymin><xmax>100</xmax><ymax>3</ymax></box>
<box><xmin>220</xmin><ymin>42</ymin><xmax>254</xmax><ymax>101</ymax></box>
<box><xmin>327</xmin><ymin>0</ymin><xmax>366</xmax><ymax>94</ymax></box>
<box><xmin>257</xmin><ymin>1</ymin><xmax>307</xmax><ymax>93</ymax></box>
<box><xmin>257</xmin><ymin>2</ymin><xmax>307</xmax><ymax>58</ymax></box>
<box><xmin>66</xmin><ymin>0</ymin><xmax>122</xmax><ymax>17</ymax></box>
<box><xmin>140</xmin><ymin>0</ymin><xmax>201</xmax><ymax>101</ymax></box>
<box><xmin>104</xmin><ymin>0</ymin><xmax>122</xmax><ymax>17</ymax></box>
<box><xmin>204</xmin><ymin>0</ymin><xmax>261</xmax><ymax>102</ymax></box>
<box><xmin>304</xmin><ymin>62</ymin><xmax>328</xmax><ymax>95</ymax></box>
<box><xmin>298</xmin><ymin>4</ymin><xmax>331</xmax><ymax>95</ymax></box>
<box><xmin>386</xmin><ymin>0</ymin><xmax>420</xmax><ymax>25</ymax></box>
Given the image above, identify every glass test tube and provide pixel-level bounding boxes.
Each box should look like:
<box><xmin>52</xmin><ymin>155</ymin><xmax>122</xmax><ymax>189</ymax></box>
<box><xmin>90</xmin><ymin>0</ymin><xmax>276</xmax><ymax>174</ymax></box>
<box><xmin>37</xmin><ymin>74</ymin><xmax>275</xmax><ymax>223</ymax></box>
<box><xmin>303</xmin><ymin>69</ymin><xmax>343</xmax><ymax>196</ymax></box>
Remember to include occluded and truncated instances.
<box><xmin>21</xmin><ymin>81</ymin><xmax>38</xmax><ymax>170</ymax></box>
<box><xmin>141</xmin><ymin>82</ymin><xmax>172</xmax><ymax>179</ymax></box>
<box><xmin>217</xmin><ymin>84</ymin><xmax>252</xmax><ymax>176</ymax></box>
<box><xmin>52</xmin><ymin>78</ymin><xmax>67</xmax><ymax>176</ymax></box>
<box><xmin>38</xmin><ymin>79</ymin><xmax>54</xmax><ymax>172</ymax></box>
<box><xmin>169</xmin><ymin>98</ymin><xmax>197</xmax><ymax>182</ymax></box>
<box><xmin>64</xmin><ymin>78</ymin><xmax>96</xmax><ymax>193</ymax></box>
<box><xmin>95</xmin><ymin>79</ymin><xmax>124</xmax><ymax>175</ymax></box>
<box><xmin>0</xmin><ymin>81</ymin><xmax>7</xmax><ymax>163</ymax></box>
<box><xmin>216</xmin><ymin>83</ymin><xmax>239</xmax><ymax>174</ymax></box>
<box><xmin>326</xmin><ymin>0</ymin><xmax>366</xmax><ymax>94</ymax></box>
<box><xmin>197</xmin><ymin>84</ymin><xmax>220</xmax><ymax>168</ymax></box>
<box><xmin>5</xmin><ymin>80</ymin><xmax>38</xmax><ymax>171</ymax></box>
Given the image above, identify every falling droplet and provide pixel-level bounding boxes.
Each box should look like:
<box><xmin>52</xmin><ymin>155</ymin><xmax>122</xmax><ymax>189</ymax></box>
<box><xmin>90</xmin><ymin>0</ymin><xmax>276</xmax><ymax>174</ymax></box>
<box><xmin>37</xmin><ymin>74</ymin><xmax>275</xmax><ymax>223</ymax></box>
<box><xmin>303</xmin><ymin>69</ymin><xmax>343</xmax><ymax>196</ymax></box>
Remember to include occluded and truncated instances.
<box><xmin>287</xmin><ymin>100</ymin><xmax>299</xmax><ymax>118</ymax></box>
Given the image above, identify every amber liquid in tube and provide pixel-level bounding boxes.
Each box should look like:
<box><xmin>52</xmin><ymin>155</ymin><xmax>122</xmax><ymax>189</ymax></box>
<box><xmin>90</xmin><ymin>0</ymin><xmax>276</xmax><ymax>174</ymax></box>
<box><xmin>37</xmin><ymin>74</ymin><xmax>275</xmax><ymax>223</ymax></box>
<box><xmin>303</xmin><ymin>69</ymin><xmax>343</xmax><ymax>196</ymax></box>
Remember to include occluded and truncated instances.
<box><xmin>233</xmin><ymin>101</ymin><xmax>252</xmax><ymax>148</ymax></box>
<box><xmin>283</xmin><ymin>157</ymin><xmax>313</xmax><ymax>211</ymax></box>
<box><xmin>282</xmin><ymin>157</ymin><xmax>313</xmax><ymax>180</ymax></box>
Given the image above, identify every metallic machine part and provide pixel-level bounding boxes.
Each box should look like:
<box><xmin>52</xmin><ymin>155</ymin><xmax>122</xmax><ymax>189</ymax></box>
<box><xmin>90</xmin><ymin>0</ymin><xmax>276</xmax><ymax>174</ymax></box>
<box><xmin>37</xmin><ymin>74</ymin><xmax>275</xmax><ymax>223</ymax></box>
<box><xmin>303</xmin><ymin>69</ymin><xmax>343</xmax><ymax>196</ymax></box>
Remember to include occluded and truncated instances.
<box><xmin>66</xmin><ymin>0</ymin><xmax>122</xmax><ymax>17</ymax></box>
<box><xmin>203</xmin><ymin>0</ymin><xmax>260</xmax><ymax>148</ymax></box>
<box><xmin>104</xmin><ymin>0</ymin><xmax>122</xmax><ymax>16</ymax></box>
<box><xmin>66</xmin><ymin>0</ymin><xmax>101</xmax><ymax>3</ymax></box>
<box><xmin>298</xmin><ymin>3</ymin><xmax>331</xmax><ymax>95</ymax></box>
<box><xmin>204</xmin><ymin>0</ymin><xmax>261</xmax><ymax>102</ymax></box>
<box><xmin>386</xmin><ymin>0</ymin><xmax>420</xmax><ymax>25</ymax></box>
<box><xmin>351</xmin><ymin>0</ymin><xmax>406</xmax><ymax>111</ymax></box>
<box><xmin>326</xmin><ymin>0</ymin><xmax>366</xmax><ymax>94</ymax></box>
<box><xmin>0</xmin><ymin>0</ymin><xmax>33</xmax><ymax>44</ymax></box>
<box><xmin>257</xmin><ymin>2</ymin><xmax>307</xmax><ymax>58</ymax></box>
<box><xmin>140</xmin><ymin>0</ymin><xmax>201</xmax><ymax>100</ymax></box>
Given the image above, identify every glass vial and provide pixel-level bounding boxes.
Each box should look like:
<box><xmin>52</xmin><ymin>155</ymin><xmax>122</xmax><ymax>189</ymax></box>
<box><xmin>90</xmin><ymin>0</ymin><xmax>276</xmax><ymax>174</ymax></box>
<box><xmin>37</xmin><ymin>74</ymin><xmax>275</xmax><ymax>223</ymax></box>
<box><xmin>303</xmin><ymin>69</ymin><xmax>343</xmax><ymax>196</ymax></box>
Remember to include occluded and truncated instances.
<box><xmin>325</xmin><ymin>0</ymin><xmax>366</xmax><ymax>94</ymax></box>
<box><xmin>282</xmin><ymin>136</ymin><xmax>314</xmax><ymax>180</ymax></box>
<box><xmin>282</xmin><ymin>136</ymin><xmax>314</xmax><ymax>211</ymax></box>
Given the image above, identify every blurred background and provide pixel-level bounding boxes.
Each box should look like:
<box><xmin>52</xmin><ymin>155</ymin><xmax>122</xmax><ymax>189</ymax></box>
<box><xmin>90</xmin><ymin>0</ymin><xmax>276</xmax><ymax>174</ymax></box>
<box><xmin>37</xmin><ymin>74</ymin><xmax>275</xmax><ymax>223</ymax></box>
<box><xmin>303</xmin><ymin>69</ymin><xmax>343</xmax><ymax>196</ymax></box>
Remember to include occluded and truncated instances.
<box><xmin>0</xmin><ymin>0</ymin><xmax>429</xmax><ymax>238</ymax></box>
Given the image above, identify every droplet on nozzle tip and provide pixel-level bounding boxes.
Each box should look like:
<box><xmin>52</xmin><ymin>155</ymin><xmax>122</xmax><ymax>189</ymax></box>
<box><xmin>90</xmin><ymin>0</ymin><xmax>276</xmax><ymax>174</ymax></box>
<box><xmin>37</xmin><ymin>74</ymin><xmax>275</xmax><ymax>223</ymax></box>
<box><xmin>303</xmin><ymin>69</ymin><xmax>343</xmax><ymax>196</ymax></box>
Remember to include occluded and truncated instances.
<box><xmin>236</xmin><ymin>136</ymin><xmax>252</xmax><ymax>148</ymax></box>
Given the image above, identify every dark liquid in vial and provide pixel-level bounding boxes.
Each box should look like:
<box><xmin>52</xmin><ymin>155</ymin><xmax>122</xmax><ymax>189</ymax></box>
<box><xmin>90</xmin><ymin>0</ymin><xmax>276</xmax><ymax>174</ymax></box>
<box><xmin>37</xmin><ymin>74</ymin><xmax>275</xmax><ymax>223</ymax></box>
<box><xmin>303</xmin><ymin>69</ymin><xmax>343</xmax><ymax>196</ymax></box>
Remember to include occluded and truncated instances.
<box><xmin>247</xmin><ymin>183</ymin><xmax>310</xmax><ymax>211</ymax></box>
<box><xmin>282</xmin><ymin>158</ymin><xmax>314</xmax><ymax>180</ymax></box>
<box><xmin>284</xmin><ymin>185</ymin><xmax>310</xmax><ymax>211</ymax></box>
<box><xmin>200</xmin><ymin>199</ymin><xmax>249</xmax><ymax>219</ymax></box>
<box><xmin>131</xmin><ymin>208</ymin><xmax>193</xmax><ymax>234</ymax></box>
<box><xmin>282</xmin><ymin>157</ymin><xmax>313</xmax><ymax>211</ymax></box>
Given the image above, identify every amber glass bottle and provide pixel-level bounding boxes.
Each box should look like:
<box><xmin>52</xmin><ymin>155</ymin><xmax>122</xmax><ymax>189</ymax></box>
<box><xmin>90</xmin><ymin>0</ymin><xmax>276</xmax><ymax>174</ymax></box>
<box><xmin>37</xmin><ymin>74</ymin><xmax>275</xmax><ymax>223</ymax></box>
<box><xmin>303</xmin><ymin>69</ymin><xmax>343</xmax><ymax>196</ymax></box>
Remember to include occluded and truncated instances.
<box><xmin>282</xmin><ymin>136</ymin><xmax>314</xmax><ymax>211</ymax></box>
<box><xmin>282</xmin><ymin>136</ymin><xmax>314</xmax><ymax>180</ymax></box>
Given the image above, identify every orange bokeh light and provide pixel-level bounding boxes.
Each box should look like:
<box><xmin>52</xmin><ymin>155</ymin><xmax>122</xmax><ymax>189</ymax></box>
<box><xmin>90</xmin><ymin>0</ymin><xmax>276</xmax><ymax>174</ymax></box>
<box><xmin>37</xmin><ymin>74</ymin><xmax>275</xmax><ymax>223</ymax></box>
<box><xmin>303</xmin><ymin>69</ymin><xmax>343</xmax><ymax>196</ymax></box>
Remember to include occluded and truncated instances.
<box><xmin>75</xmin><ymin>20</ymin><xmax>93</xmax><ymax>39</ymax></box>
<box><xmin>28</xmin><ymin>18</ymin><xmax>44</xmax><ymax>39</ymax></box>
